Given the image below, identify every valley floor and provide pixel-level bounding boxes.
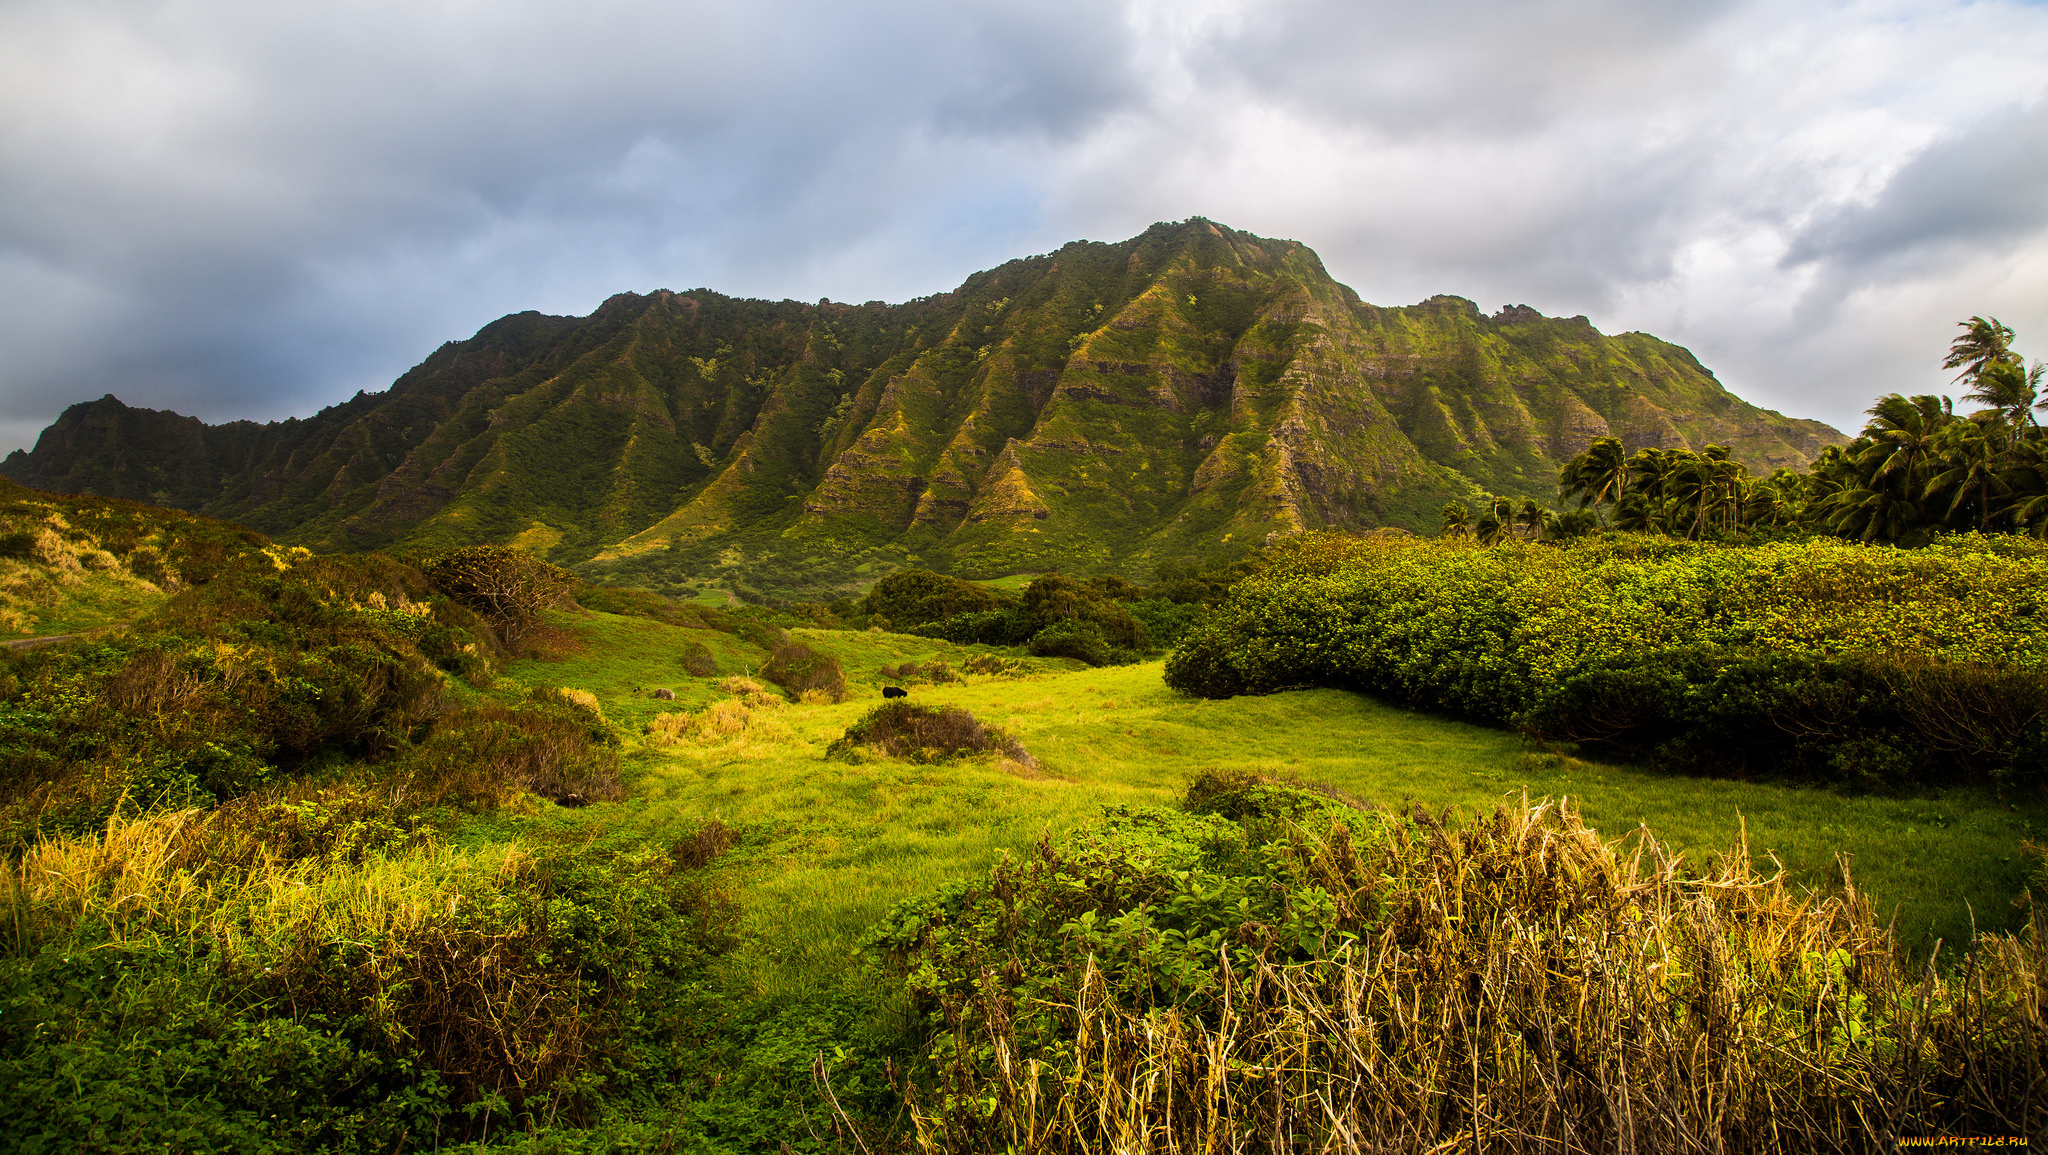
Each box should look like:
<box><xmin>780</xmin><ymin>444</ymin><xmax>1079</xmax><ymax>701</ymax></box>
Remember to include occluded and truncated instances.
<box><xmin>490</xmin><ymin>610</ymin><xmax>2041</xmax><ymax>996</ymax></box>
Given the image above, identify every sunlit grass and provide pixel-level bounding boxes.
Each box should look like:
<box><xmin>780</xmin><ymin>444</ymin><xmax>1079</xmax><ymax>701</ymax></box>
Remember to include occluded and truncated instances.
<box><xmin>503</xmin><ymin>627</ymin><xmax>2044</xmax><ymax>998</ymax></box>
<box><xmin>12</xmin><ymin>569</ymin><xmax>166</xmax><ymax>638</ymax></box>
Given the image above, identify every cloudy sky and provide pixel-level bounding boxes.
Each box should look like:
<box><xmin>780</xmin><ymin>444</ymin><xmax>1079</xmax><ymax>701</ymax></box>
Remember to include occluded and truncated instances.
<box><xmin>3</xmin><ymin>0</ymin><xmax>2046</xmax><ymax>453</ymax></box>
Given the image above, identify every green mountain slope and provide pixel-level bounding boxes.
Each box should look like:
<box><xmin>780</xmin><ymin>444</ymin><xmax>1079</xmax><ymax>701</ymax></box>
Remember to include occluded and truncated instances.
<box><xmin>2</xmin><ymin>220</ymin><xmax>1843</xmax><ymax>591</ymax></box>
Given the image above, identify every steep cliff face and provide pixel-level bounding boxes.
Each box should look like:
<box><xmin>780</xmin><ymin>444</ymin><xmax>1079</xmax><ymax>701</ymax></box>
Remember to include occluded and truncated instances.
<box><xmin>2</xmin><ymin>220</ymin><xmax>1843</xmax><ymax>586</ymax></box>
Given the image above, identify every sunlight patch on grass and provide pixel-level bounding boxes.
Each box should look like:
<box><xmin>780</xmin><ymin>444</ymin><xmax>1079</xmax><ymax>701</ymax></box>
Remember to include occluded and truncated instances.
<box><xmin>506</xmin><ymin>629</ymin><xmax>2043</xmax><ymax>997</ymax></box>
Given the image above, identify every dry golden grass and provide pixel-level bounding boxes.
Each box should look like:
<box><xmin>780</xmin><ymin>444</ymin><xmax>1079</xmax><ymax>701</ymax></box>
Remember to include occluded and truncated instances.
<box><xmin>907</xmin><ymin>798</ymin><xmax>2047</xmax><ymax>1153</ymax></box>
<box><xmin>555</xmin><ymin>687</ymin><xmax>601</xmax><ymax>716</ymax></box>
<box><xmin>642</xmin><ymin>677</ymin><xmax>792</xmax><ymax>751</ymax></box>
<box><xmin>717</xmin><ymin>675</ymin><xmax>783</xmax><ymax>708</ymax></box>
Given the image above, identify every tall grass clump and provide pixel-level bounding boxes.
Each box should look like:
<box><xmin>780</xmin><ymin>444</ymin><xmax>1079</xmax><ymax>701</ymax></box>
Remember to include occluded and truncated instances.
<box><xmin>643</xmin><ymin>677</ymin><xmax>790</xmax><ymax>749</ymax></box>
<box><xmin>1167</xmin><ymin>532</ymin><xmax>2048</xmax><ymax>789</ymax></box>
<box><xmin>398</xmin><ymin>693</ymin><xmax>623</xmax><ymax>809</ymax></box>
<box><xmin>0</xmin><ymin>478</ymin><xmax>275</xmax><ymax>633</ymax></box>
<box><xmin>872</xmin><ymin>780</ymin><xmax>2046</xmax><ymax>1152</ymax></box>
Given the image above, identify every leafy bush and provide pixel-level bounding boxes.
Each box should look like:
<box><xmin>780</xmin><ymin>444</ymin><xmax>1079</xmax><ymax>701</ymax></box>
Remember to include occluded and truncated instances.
<box><xmin>910</xmin><ymin>606</ymin><xmax>1032</xmax><ymax>645</ymax></box>
<box><xmin>760</xmin><ymin>639</ymin><xmax>847</xmax><ymax>702</ymax></box>
<box><xmin>1020</xmin><ymin>575</ymin><xmax>1147</xmax><ymax>651</ymax></box>
<box><xmin>1027</xmin><ymin>617</ymin><xmax>1118</xmax><ymax>665</ymax></box>
<box><xmin>1167</xmin><ymin>532</ymin><xmax>2048</xmax><ymax>788</ymax></box>
<box><xmin>1125</xmin><ymin>596</ymin><xmax>1203</xmax><ymax>649</ymax></box>
<box><xmin>827</xmin><ymin>702</ymin><xmax>1031</xmax><ymax>765</ymax></box>
<box><xmin>859</xmin><ymin>569</ymin><xmax>1014</xmax><ymax>629</ymax></box>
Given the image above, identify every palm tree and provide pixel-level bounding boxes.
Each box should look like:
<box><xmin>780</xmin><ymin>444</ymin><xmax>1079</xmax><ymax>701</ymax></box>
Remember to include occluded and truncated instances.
<box><xmin>1690</xmin><ymin>445</ymin><xmax>1746</xmax><ymax>536</ymax></box>
<box><xmin>1624</xmin><ymin>447</ymin><xmax>1679</xmax><ymax>503</ymax></box>
<box><xmin>1819</xmin><ymin>483</ymin><xmax>1926</xmax><ymax>543</ymax></box>
<box><xmin>1856</xmin><ymin>394</ymin><xmax>1953</xmax><ymax>496</ymax></box>
<box><xmin>1440</xmin><ymin>501</ymin><xmax>1473</xmax><ymax>538</ymax></box>
<box><xmin>1558</xmin><ymin>437</ymin><xmax>1628</xmax><ymax>519</ymax></box>
<box><xmin>1964</xmin><ymin>359</ymin><xmax>2040</xmax><ymax>430</ymax></box>
<box><xmin>1944</xmin><ymin>315</ymin><xmax>2018</xmax><ymax>384</ymax></box>
<box><xmin>1748</xmin><ymin>469</ymin><xmax>1808</xmax><ymax>528</ymax></box>
<box><xmin>1811</xmin><ymin>395</ymin><xmax>1954</xmax><ymax>544</ymax></box>
<box><xmin>1474</xmin><ymin>496</ymin><xmax>1516</xmax><ymax>545</ymax></box>
<box><xmin>1921</xmin><ymin>416</ymin><xmax>2005</xmax><ymax>532</ymax></box>
<box><xmin>1998</xmin><ymin>438</ymin><xmax>2048</xmax><ymax>538</ymax></box>
<box><xmin>1738</xmin><ymin>477</ymin><xmax>1784</xmax><ymax>529</ymax></box>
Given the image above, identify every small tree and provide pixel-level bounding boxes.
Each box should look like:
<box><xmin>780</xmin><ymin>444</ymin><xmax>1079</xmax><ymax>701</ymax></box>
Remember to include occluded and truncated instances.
<box><xmin>422</xmin><ymin>545</ymin><xmax>574</xmax><ymax>648</ymax></box>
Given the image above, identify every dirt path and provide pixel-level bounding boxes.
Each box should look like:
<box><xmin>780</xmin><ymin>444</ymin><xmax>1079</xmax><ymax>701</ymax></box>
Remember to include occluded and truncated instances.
<box><xmin>2</xmin><ymin>633</ymin><xmax>78</xmax><ymax>651</ymax></box>
<box><xmin>3</xmin><ymin>623</ymin><xmax>129</xmax><ymax>651</ymax></box>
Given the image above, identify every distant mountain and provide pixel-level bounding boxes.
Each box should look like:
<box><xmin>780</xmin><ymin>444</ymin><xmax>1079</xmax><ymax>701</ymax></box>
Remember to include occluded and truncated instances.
<box><xmin>2</xmin><ymin>220</ymin><xmax>1843</xmax><ymax>592</ymax></box>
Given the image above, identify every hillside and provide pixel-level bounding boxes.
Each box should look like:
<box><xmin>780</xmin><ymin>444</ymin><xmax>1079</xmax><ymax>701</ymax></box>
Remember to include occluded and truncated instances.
<box><xmin>2</xmin><ymin>220</ymin><xmax>1843</xmax><ymax>593</ymax></box>
<box><xmin>0</xmin><ymin>476</ymin><xmax>272</xmax><ymax>641</ymax></box>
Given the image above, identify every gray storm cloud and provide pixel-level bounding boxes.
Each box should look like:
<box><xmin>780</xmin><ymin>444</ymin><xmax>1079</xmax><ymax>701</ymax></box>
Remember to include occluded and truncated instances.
<box><xmin>1</xmin><ymin>0</ymin><xmax>2045</xmax><ymax>453</ymax></box>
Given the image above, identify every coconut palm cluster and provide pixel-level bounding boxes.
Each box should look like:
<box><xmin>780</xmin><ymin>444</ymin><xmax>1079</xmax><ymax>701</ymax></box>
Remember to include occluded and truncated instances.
<box><xmin>1499</xmin><ymin>317</ymin><xmax>2048</xmax><ymax>546</ymax></box>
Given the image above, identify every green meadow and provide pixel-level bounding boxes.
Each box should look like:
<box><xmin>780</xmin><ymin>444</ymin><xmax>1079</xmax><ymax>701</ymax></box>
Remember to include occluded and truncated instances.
<box><xmin>499</xmin><ymin>609</ymin><xmax>2042</xmax><ymax>997</ymax></box>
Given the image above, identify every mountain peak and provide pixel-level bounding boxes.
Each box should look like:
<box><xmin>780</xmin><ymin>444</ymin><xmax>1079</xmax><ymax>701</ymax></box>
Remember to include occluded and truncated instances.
<box><xmin>2</xmin><ymin>222</ymin><xmax>1844</xmax><ymax>592</ymax></box>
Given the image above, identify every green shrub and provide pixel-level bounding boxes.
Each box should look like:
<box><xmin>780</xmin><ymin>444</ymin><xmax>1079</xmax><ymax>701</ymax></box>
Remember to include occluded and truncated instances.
<box><xmin>859</xmin><ymin>569</ymin><xmax>1013</xmax><ymax>628</ymax></box>
<box><xmin>827</xmin><ymin>702</ymin><xmax>1030</xmax><ymax>765</ymax></box>
<box><xmin>1125</xmin><ymin>597</ymin><xmax>1203</xmax><ymax>649</ymax></box>
<box><xmin>1028</xmin><ymin>617</ymin><xmax>1119</xmax><ymax>665</ymax></box>
<box><xmin>759</xmin><ymin>639</ymin><xmax>847</xmax><ymax>702</ymax></box>
<box><xmin>910</xmin><ymin>606</ymin><xmax>1032</xmax><ymax>645</ymax></box>
<box><xmin>1021</xmin><ymin>575</ymin><xmax>1148</xmax><ymax>651</ymax></box>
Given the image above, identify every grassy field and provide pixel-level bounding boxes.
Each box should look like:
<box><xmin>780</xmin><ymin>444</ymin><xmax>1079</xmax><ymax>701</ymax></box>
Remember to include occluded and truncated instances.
<box><xmin>493</xmin><ymin>611</ymin><xmax>2044</xmax><ymax>999</ymax></box>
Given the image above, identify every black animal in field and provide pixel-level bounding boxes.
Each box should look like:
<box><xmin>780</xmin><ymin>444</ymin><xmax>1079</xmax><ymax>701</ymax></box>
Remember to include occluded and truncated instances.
<box><xmin>882</xmin><ymin>686</ymin><xmax>907</xmax><ymax>699</ymax></box>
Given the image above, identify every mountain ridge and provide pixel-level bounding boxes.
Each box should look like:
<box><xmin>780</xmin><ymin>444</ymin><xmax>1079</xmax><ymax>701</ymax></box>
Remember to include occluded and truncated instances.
<box><xmin>2</xmin><ymin>219</ymin><xmax>1844</xmax><ymax>592</ymax></box>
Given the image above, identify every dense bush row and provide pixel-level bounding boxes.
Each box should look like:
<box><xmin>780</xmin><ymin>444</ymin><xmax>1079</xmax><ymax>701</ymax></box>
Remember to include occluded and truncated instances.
<box><xmin>1166</xmin><ymin>532</ymin><xmax>2048</xmax><ymax>788</ymax></box>
<box><xmin>855</xmin><ymin>568</ymin><xmax>1218</xmax><ymax>665</ymax></box>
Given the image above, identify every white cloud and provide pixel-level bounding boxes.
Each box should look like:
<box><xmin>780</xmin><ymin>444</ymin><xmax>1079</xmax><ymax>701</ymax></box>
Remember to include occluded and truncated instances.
<box><xmin>1</xmin><ymin>0</ymin><xmax>2045</xmax><ymax>451</ymax></box>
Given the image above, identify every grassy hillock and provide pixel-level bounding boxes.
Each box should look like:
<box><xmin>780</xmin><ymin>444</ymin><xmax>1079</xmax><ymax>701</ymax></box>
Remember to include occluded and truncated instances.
<box><xmin>2</xmin><ymin>489</ymin><xmax>2042</xmax><ymax>1149</ymax></box>
<box><xmin>0</xmin><ymin>476</ymin><xmax>270</xmax><ymax>640</ymax></box>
